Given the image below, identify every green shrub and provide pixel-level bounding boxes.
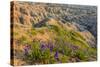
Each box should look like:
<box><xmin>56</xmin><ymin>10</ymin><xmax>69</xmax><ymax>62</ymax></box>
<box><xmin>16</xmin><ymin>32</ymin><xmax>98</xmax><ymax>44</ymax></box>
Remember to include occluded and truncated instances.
<box><xmin>74</xmin><ymin>50</ymin><xmax>88</xmax><ymax>60</ymax></box>
<box><xmin>26</xmin><ymin>41</ymin><xmax>41</xmax><ymax>61</ymax></box>
<box><xmin>26</xmin><ymin>28</ymin><xmax>37</xmax><ymax>36</ymax></box>
<box><xmin>19</xmin><ymin>36</ymin><xmax>28</xmax><ymax>44</ymax></box>
<box><xmin>30</xmin><ymin>29</ymin><xmax>37</xmax><ymax>35</ymax></box>
<box><xmin>49</xmin><ymin>57</ymin><xmax>56</xmax><ymax>64</ymax></box>
<box><xmin>48</xmin><ymin>25</ymin><xmax>60</xmax><ymax>33</ymax></box>
<box><xmin>60</xmin><ymin>55</ymin><xmax>69</xmax><ymax>63</ymax></box>
<box><xmin>87</xmin><ymin>48</ymin><xmax>97</xmax><ymax>58</ymax></box>
<box><xmin>26</xmin><ymin>41</ymin><xmax>51</xmax><ymax>64</ymax></box>
<box><xmin>62</xmin><ymin>46</ymin><xmax>72</xmax><ymax>56</ymax></box>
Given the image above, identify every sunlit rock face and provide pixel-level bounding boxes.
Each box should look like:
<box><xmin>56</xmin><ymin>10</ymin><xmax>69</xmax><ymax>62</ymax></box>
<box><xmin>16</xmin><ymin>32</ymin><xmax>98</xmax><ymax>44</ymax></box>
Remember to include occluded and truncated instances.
<box><xmin>12</xmin><ymin>1</ymin><xmax>97</xmax><ymax>37</ymax></box>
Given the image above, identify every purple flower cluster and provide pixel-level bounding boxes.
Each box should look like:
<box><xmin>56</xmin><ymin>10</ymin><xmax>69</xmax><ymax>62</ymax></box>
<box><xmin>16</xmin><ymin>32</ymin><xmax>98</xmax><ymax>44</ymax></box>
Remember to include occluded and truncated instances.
<box><xmin>41</xmin><ymin>44</ymin><xmax>45</xmax><ymax>49</ymax></box>
<box><xmin>54</xmin><ymin>51</ymin><xmax>59</xmax><ymax>61</ymax></box>
<box><xmin>23</xmin><ymin>44</ymin><xmax>31</xmax><ymax>55</ymax></box>
<box><xmin>50</xmin><ymin>45</ymin><xmax>53</xmax><ymax>52</ymax></box>
<box><xmin>47</xmin><ymin>42</ymin><xmax>54</xmax><ymax>52</ymax></box>
<box><xmin>40</xmin><ymin>42</ymin><xmax>47</xmax><ymax>51</ymax></box>
<box><xmin>40</xmin><ymin>41</ymin><xmax>54</xmax><ymax>52</ymax></box>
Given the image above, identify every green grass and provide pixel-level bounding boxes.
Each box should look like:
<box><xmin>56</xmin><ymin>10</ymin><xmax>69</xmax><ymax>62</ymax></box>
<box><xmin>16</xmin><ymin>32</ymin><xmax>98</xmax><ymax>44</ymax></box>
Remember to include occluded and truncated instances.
<box><xmin>30</xmin><ymin>29</ymin><xmax>37</xmax><ymax>35</ymax></box>
<box><xmin>74</xmin><ymin>50</ymin><xmax>88</xmax><ymax>60</ymax></box>
<box><xmin>15</xmin><ymin>23</ymin><xmax>97</xmax><ymax>64</ymax></box>
<box><xmin>48</xmin><ymin>24</ymin><xmax>89</xmax><ymax>49</ymax></box>
<box><xmin>18</xmin><ymin>36</ymin><xmax>29</xmax><ymax>45</ymax></box>
<box><xmin>26</xmin><ymin>41</ymin><xmax>51</xmax><ymax>64</ymax></box>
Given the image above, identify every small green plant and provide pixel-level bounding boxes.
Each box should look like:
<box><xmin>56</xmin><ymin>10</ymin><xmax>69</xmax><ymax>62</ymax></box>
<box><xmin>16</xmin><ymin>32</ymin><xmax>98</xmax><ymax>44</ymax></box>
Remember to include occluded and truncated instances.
<box><xmin>19</xmin><ymin>36</ymin><xmax>28</xmax><ymax>44</ymax></box>
<box><xmin>62</xmin><ymin>46</ymin><xmax>72</xmax><ymax>56</ymax></box>
<box><xmin>48</xmin><ymin>25</ymin><xmax>59</xmax><ymax>33</ymax></box>
<box><xmin>60</xmin><ymin>55</ymin><xmax>69</xmax><ymax>63</ymax></box>
<box><xmin>25</xmin><ymin>41</ymin><xmax>51</xmax><ymax>64</ymax></box>
<box><xmin>30</xmin><ymin>29</ymin><xmax>37</xmax><ymax>35</ymax></box>
<box><xmin>13</xmin><ymin>31</ymin><xmax>18</xmax><ymax>36</ymax></box>
<box><xmin>74</xmin><ymin>50</ymin><xmax>88</xmax><ymax>60</ymax></box>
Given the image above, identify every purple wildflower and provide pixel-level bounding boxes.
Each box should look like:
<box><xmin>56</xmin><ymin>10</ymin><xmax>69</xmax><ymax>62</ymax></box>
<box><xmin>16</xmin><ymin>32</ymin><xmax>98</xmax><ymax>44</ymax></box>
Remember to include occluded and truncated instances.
<box><xmin>54</xmin><ymin>51</ymin><xmax>59</xmax><ymax>61</ymax></box>
<box><xmin>50</xmin><ymin>45</ymin><xmax>54</xmax><ymax>52</ymax></box>
<box><xmin>27</xmin><ymin>45</ymin><xmax>31</xmax><ymax>49</ymax></box>
<box><xmin>24</xmin><ymin>48</ymin><xmax>28</xmax><ymax>55</ymax></box>
<box><xmin>47</xmin><ymin>41</ymin><xmax>54</xmax><ymax>52</ymax></box>
<box><xmin>47</xmin><ymin>44</ymin><xmax>50</xmax><ymax>49</ymax></box>
<box><xmin>24</xmin><ymin>45</ymin><xmax>30</xmax><ymax>55</ymax></box>
<box><xmin>47</xmin><ymin>42</ymin><xmax>51</xmax><ymax>48</ymax></box>
<box><xmin>40</xmin><ymin>42</ymin><xmax>47</xmax><ymax>50</ymax></box>
<box><xmin>41</xmin><ymin>44</ymin><xmax>46</xmax><ymax>49</ymax></box>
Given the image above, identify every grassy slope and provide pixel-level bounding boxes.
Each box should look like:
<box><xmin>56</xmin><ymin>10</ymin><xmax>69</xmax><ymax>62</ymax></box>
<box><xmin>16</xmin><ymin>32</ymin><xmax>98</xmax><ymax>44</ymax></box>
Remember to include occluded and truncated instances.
<box><xmin>13</xmin><ymin>18</ymin><xmax>97</xmax><ymax>65</ymax></box>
